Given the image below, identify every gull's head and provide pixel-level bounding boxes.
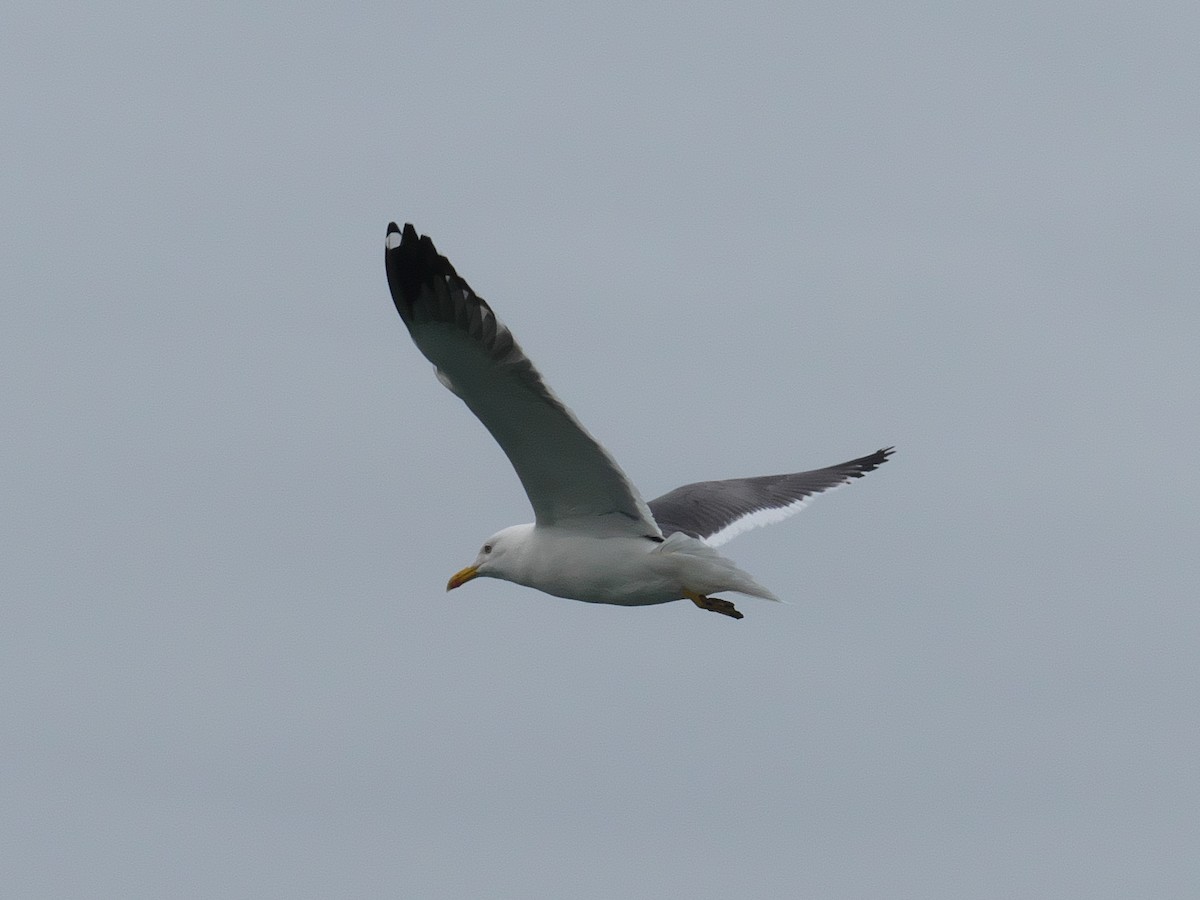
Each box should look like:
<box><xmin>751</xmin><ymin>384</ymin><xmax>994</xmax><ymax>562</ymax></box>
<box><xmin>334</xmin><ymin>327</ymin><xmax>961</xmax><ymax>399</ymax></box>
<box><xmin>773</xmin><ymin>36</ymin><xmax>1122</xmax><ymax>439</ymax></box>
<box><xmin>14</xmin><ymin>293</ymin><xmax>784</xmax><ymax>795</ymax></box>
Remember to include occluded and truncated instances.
<box><xmin>446</xmin><ymin>524</ymin><xmax>531</xmax><ymax>591</ymax></box>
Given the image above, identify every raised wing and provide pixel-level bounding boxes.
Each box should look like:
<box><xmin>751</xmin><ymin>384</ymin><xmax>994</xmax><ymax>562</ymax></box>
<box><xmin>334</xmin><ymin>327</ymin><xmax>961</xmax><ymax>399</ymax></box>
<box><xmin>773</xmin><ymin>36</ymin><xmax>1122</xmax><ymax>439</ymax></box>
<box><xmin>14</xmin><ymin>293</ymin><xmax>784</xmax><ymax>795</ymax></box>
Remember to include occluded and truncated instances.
<box><xmin>385</xmin><ymin>223</ymin><xmax>659</xmax><ymax>535</ymax></box>
<box><xmin>648</xmin><ymin>447</ymin><xmax>893</xmax><ymax>546</ymax></box>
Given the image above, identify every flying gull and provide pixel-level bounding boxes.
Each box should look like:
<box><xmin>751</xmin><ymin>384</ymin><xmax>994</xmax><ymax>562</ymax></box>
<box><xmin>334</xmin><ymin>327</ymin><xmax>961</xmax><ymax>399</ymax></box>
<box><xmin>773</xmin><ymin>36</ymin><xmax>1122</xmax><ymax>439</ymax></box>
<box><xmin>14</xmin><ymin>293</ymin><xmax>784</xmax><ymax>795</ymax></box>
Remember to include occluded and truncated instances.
<box><xmin>385</xmin><ymin>222</ymin><xmax>892</xmax><ymax>619</ymax></box>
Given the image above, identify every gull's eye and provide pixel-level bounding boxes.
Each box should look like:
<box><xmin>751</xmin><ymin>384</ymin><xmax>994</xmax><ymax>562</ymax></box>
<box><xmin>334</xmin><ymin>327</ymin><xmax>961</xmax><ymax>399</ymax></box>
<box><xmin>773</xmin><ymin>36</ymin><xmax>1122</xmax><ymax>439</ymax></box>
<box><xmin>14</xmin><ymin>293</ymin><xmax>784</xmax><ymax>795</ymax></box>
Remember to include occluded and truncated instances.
<box><xmin>483</xmin><ymin>544</ymin><xmax>493</xmax><ymax>554</ymax></box>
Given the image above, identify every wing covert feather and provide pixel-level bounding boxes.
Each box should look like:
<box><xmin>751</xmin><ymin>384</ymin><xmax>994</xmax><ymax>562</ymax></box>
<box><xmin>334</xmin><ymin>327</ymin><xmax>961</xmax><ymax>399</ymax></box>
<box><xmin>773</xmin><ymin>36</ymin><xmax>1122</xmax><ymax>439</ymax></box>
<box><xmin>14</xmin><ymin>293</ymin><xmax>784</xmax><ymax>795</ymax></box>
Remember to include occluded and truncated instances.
<box><xmin>385</xmin><ymin>223</ymin><xmax>658</xmax><ymax>533</ymax></box>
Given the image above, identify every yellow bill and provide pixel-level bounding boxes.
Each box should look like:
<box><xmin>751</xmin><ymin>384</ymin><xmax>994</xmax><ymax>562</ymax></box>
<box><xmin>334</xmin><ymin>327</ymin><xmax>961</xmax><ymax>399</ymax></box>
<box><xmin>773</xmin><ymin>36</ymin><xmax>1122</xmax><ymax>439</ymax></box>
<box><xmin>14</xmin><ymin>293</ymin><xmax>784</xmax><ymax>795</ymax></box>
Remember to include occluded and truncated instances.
<box><xmin>446</xmin><ymin>565</ymin><xmax>479</xmax><ymax>591</ymax></box>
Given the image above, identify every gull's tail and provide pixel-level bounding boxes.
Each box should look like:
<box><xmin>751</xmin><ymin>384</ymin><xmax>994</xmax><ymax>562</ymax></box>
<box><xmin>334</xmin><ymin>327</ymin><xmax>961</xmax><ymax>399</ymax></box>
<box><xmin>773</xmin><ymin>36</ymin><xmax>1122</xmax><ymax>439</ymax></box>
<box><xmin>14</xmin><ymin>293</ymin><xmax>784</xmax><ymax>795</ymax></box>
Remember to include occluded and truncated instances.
<box><xmin>657</xmin><ymin>532</ymin><xmax>782</xmax><ymax>602</ymax></box>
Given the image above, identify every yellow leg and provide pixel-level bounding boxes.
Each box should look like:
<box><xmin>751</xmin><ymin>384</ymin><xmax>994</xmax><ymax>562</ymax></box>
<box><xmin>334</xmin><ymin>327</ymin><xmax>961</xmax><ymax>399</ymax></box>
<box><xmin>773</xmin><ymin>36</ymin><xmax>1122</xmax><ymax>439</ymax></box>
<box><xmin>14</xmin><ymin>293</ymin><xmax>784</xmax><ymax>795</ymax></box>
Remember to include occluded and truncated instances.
<box><xmin>684</xmin><ymin>590</ymin><xmax>744</xmax><ymax>620</ymax></box>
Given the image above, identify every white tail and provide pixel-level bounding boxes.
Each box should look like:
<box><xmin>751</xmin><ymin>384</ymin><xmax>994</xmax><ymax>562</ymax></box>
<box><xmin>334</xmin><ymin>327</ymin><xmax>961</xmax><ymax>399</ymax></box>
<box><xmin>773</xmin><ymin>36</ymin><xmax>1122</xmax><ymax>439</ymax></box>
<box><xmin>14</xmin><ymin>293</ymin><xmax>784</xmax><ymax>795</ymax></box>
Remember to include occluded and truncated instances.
<box><xmin>656</xmin><ymin>532</ymin><xmax>782</xmax><ymax>602</ymax></box>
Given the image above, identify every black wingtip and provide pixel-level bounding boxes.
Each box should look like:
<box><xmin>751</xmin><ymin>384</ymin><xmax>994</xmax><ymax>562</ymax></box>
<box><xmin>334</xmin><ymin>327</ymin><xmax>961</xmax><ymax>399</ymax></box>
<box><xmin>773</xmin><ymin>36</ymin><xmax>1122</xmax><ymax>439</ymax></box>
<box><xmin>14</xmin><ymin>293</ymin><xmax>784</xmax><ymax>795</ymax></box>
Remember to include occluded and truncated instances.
<box><xmin>857</xmin><ymin>446</ymin><xmax>895</xmax><ymax>474</ymax></box>
<box><xmin>838</xmin><ymin>446</ymin><xmax>896</xmax><ymax>480</ymax></box>
<box><xmin>385</xmin><ymin>222</ymin><xmax>462</xmax><ymax>321</ymax></box>
<box><xmin>385</xmin><ymin>221</ymin><xmax>418</xmax><ymax>249</ymax></box>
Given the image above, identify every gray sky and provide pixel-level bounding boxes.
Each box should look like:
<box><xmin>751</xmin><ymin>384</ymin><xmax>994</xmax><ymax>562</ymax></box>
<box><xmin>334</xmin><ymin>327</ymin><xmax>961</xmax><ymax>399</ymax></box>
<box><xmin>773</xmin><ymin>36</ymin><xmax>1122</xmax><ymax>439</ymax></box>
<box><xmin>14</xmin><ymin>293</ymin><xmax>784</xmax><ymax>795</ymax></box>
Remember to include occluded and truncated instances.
<box><xmin>4</xmin><ymin>3</ymin><xmax>1198</xmax><ymax>897</ymax></box>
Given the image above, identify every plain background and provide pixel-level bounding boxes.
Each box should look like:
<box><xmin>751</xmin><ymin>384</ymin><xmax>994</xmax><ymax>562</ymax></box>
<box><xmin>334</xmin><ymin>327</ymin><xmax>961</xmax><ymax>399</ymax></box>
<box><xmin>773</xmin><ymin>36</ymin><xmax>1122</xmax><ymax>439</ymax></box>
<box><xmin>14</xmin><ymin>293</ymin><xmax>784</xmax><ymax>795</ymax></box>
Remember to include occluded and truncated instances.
<box><xmin>3</xmin><ymin>3</ymin><xmax>1198</xmax><ymax>897</ymax></box>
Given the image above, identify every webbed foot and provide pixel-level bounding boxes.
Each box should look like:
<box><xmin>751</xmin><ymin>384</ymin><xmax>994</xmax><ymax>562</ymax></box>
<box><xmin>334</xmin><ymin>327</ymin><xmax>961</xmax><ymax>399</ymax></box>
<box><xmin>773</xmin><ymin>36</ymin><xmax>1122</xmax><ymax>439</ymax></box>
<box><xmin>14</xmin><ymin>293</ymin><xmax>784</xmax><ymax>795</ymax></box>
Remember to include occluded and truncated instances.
<box><xmin>685</xmin><ymin>591</ymin><xmax>744</xmax><ymax>620</ymax></box>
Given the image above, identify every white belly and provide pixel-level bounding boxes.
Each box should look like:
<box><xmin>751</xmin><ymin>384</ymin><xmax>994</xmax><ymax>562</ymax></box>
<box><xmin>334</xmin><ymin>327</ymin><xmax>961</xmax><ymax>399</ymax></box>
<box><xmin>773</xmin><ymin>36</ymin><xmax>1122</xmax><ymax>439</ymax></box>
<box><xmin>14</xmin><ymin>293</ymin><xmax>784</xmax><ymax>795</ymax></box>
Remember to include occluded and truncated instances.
<box><xmin>518</xmin><ymin>533</ymin><xmax>681</xmax><ymax>606</ymax></box>
<box><xmin>504</xmin><ymin>528</ymin><xmax>777</xmax><ymax>607</ymax></box>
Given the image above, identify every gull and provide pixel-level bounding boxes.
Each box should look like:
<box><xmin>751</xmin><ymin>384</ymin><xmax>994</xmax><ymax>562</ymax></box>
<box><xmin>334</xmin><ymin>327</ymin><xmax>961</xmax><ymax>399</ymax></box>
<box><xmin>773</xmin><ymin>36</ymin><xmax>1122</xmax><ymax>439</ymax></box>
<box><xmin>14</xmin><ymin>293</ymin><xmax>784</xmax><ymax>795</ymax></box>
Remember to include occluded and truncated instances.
<box><xmin>385</xmin><ymin>223</ymin><xmax>891</xmax><ymax>619</ymax></box>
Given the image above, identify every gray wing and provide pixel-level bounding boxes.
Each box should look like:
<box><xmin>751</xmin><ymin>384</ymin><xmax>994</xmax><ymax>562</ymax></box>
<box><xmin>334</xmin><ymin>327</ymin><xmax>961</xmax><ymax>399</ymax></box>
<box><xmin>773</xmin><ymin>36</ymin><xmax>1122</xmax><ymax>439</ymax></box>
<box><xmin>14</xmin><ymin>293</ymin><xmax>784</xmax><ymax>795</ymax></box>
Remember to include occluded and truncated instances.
<box><xmin>385</xmin><ymin>223</ymin><xmax>660</xmax><ymax>536</ymax></box>
<box><xmin>648</xmin><ymin>447</ymin><xmax>893</xmax><ymax>547</ymax></box>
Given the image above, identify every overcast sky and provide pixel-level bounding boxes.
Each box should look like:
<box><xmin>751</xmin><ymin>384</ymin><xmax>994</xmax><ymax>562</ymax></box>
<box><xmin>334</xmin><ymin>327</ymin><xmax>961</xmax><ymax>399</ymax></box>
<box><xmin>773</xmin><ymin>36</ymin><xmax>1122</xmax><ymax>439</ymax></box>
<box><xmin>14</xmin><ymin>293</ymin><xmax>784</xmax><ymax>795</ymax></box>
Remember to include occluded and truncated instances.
<box><xmin>3</xmin><ymin>3</ymin><xmax>1198</xmax><ymax>897</ymax></box>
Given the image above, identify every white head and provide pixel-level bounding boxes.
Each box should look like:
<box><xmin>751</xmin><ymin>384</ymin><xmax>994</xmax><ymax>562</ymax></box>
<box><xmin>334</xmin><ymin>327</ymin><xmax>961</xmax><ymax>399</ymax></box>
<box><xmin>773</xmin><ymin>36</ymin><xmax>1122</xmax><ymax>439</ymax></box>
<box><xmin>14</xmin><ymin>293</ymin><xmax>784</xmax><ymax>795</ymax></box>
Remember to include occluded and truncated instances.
<box><xmin>445</xmin><ymin>524</ymin><xmax>533</xmax><ymax>591</ymax></box>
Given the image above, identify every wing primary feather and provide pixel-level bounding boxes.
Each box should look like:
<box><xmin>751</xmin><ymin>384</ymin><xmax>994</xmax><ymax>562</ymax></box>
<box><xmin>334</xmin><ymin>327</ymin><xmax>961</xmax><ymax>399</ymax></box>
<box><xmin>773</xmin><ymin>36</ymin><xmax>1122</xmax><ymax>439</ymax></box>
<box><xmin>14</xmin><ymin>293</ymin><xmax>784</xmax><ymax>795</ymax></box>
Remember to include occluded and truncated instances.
<box><xmin>384</xmin><ymin>223</ymin><xmax>661</xmax><ymax>534</ymax></box>
<box><xmin>648</xmin><ymin>447</ymin><xmax>894</xmax><ymax>544</ymax></box>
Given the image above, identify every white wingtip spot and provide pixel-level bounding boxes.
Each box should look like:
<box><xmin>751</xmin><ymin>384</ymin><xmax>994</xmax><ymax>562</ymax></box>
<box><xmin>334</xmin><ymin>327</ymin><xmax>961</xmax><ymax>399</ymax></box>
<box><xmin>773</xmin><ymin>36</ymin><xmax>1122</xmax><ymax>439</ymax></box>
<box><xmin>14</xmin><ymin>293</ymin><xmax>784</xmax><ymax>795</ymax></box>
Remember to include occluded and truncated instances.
<box><xmin>386</xmin><ymin>230</ymin><xmax>403</xmax><ymax>250</ymax></box>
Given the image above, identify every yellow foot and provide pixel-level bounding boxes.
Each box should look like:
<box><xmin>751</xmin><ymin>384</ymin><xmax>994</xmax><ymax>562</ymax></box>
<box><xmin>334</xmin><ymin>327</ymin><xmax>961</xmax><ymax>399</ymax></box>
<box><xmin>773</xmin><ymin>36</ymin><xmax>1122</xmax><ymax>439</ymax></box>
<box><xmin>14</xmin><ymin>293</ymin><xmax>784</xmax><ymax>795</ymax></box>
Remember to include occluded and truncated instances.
<box><xmin>685</xmin><ymin>590</ymin><xmax>744</xmax><ymax>620</ymax></box>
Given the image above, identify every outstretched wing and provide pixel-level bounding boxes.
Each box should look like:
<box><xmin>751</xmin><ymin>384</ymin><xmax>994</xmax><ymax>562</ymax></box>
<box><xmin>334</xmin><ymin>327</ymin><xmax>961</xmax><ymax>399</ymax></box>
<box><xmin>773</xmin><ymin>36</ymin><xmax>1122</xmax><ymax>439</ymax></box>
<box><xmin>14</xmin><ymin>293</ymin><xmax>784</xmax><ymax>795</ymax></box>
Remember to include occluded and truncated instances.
<box><xmin>385</xmin><ymin>223</ymin><xmax>659</xmax><ymax>536</ymax></box>
<box><xmin>648</xmin><ymin>447</ymin><xmax>893</xmax><ymax>546</ymax></box>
